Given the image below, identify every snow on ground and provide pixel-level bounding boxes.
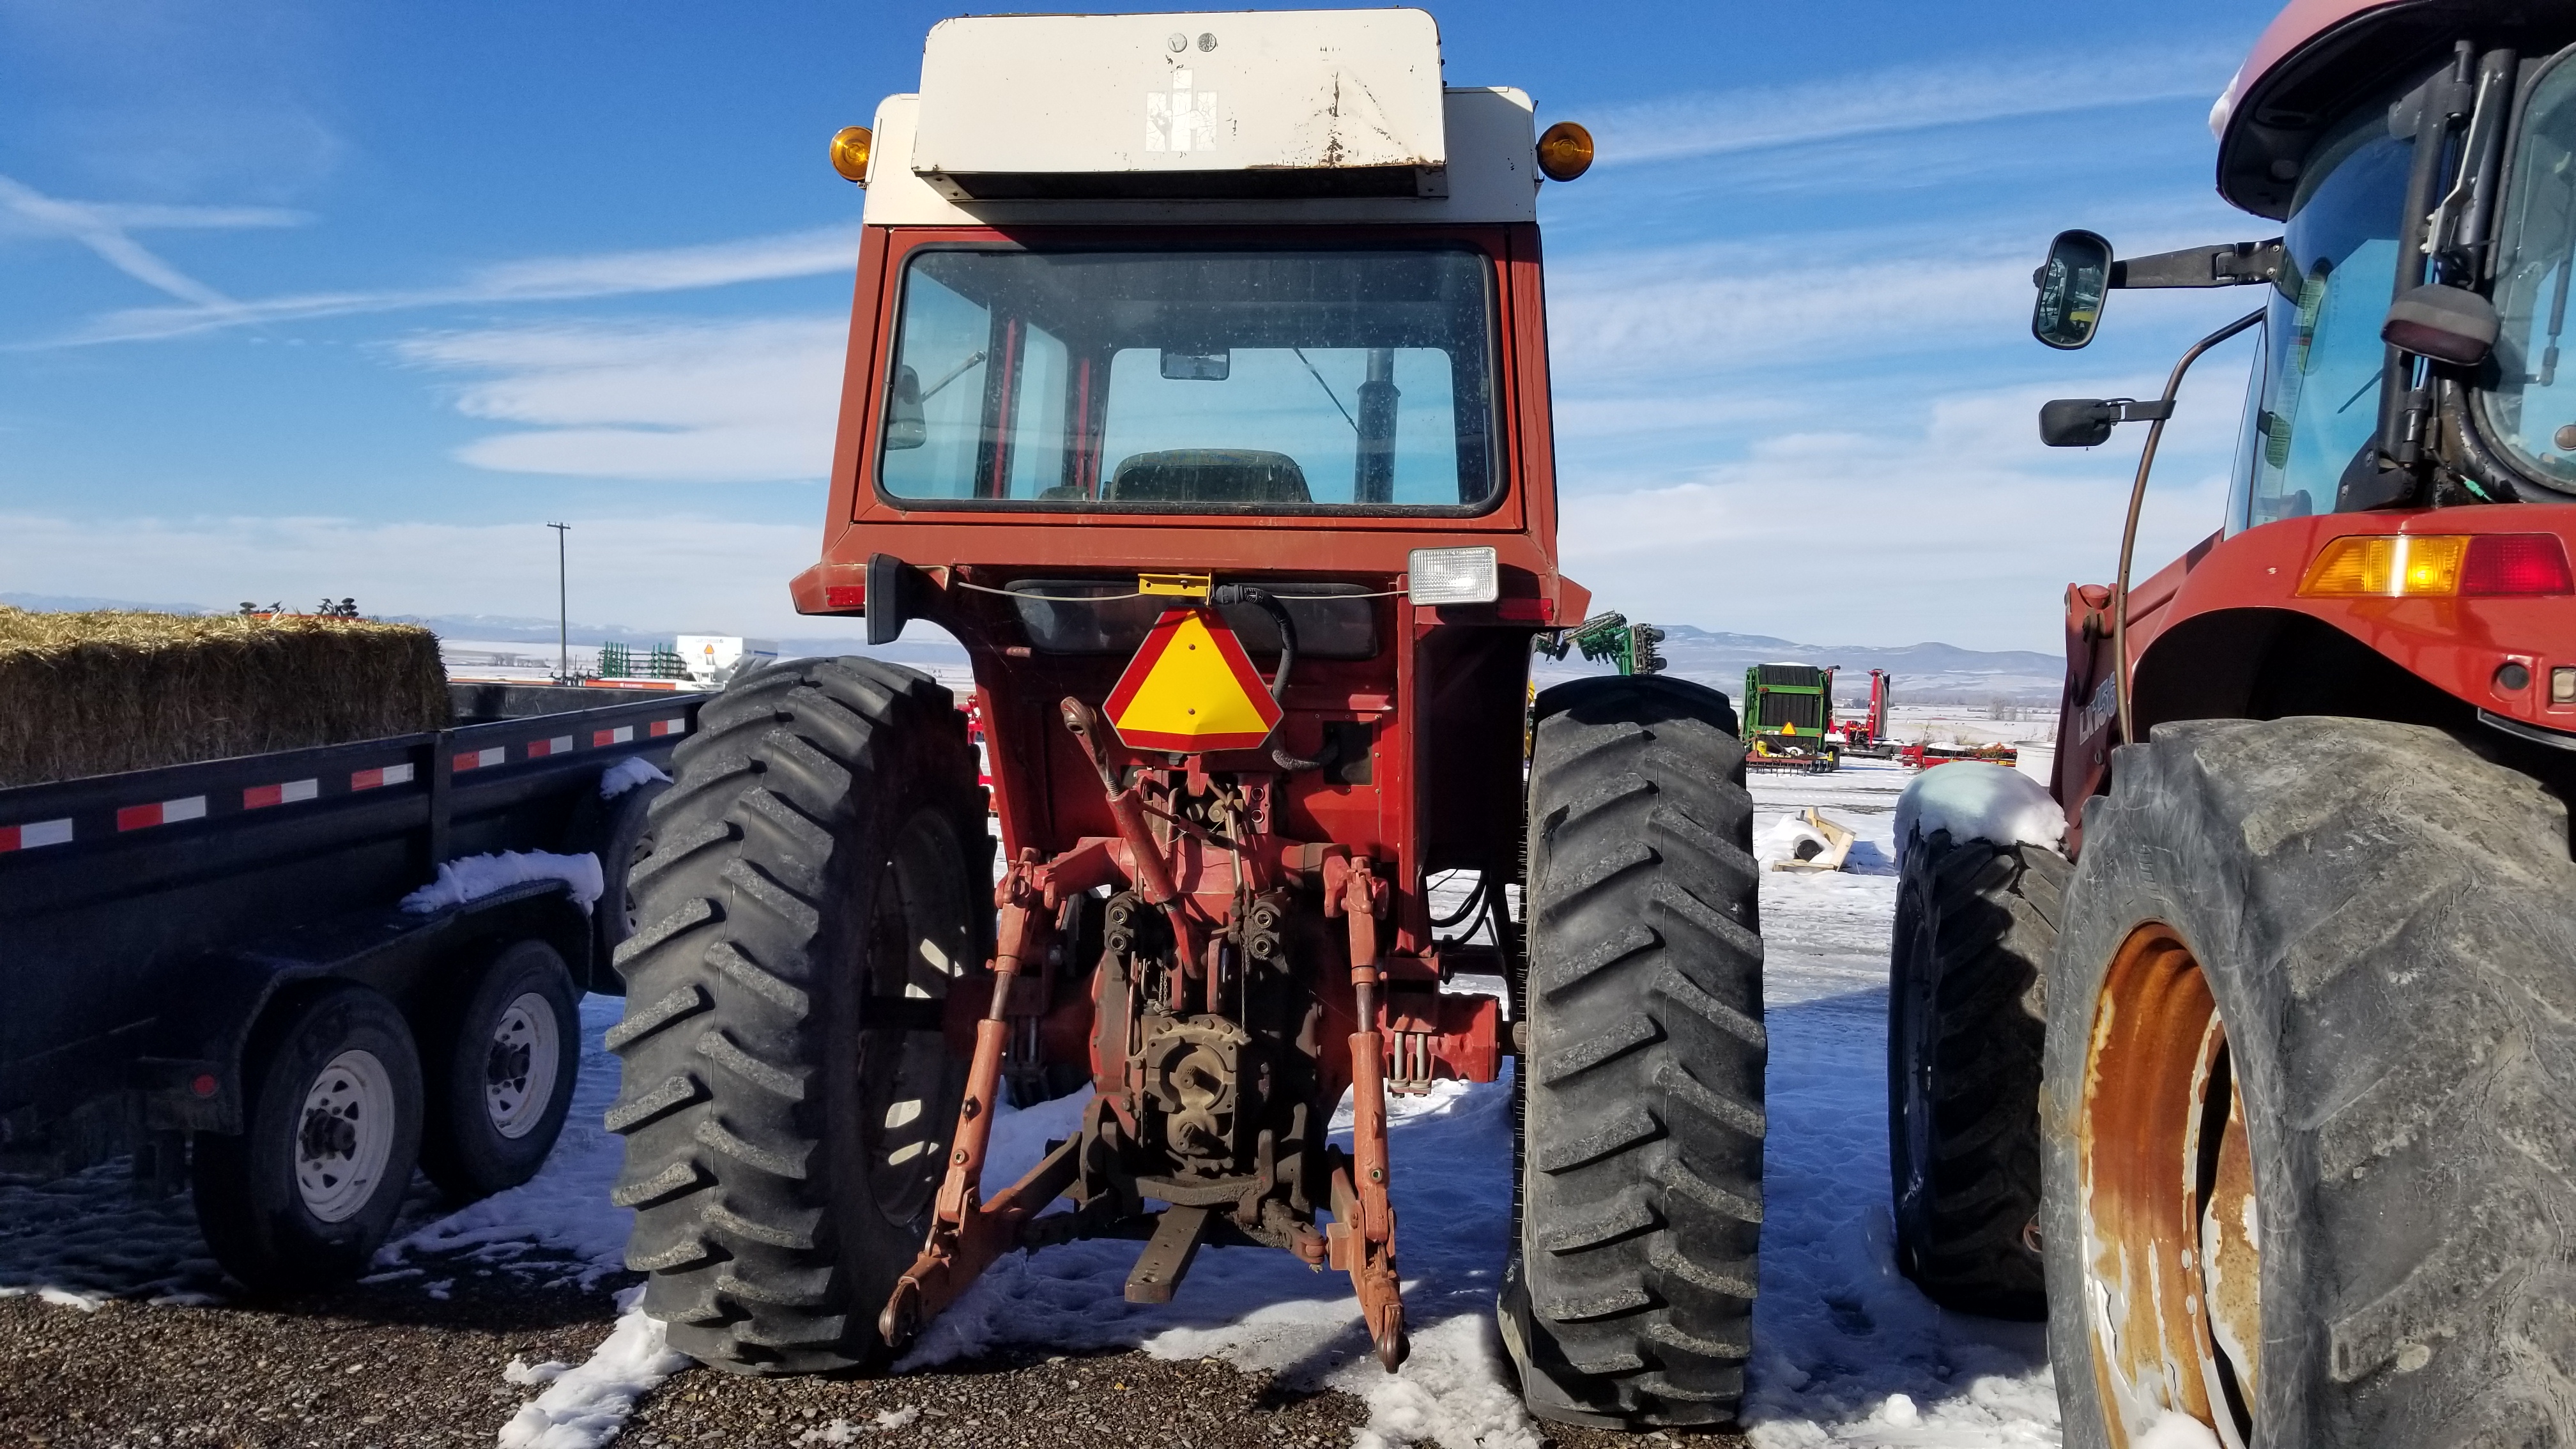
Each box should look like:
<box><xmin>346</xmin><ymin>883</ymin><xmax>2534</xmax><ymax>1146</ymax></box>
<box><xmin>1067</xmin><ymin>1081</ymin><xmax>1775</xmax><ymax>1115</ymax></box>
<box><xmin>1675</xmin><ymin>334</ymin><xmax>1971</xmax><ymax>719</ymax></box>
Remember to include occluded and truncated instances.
<box><xmin>1742</xmin><ymin>760</ymin><xmax>2055</xmax><ymax>1447</ymax></box>
<box><xmin>496</xmin><ymin>1282</ymin><xmax>691</xmax><ymax>1449</ymax></box>
<box><xmin>0</xmin><ymin>758</ymin><xmax>2066</xmax><ymax>1447</ymax></box>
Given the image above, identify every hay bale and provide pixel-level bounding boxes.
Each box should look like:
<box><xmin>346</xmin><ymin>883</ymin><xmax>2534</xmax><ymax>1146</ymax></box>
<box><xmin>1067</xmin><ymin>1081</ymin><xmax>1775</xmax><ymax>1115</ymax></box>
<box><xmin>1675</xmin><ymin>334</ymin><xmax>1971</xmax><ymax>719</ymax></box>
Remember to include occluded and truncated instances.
<box><xmin>0</xmin><ymin>608</ymin><xmax>451</xmax><ymax>787</ymax></box>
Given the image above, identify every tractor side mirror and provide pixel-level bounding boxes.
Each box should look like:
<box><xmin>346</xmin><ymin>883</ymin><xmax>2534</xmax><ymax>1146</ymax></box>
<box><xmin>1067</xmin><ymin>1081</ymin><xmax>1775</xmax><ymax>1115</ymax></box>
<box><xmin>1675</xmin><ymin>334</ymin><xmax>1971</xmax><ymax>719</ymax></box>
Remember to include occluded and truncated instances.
<box><xmin>2382</xmin><ymin>284</ymin><xmax>2499</xmax><ymax>367</ymax></box>
<box><xmin>2040</xmin><ymin>399</ymin><xmax>2122</xmax><ymax>448</ymax></box>
<box><xmin>2033</xmin><ymin>229</ymin><xmax>2114</xmax><ymax>350</ymax></box>
<box><xmin>884</xmin><ymin>365</ymin><xmax>927</xmax><ymax>450</ymax></box>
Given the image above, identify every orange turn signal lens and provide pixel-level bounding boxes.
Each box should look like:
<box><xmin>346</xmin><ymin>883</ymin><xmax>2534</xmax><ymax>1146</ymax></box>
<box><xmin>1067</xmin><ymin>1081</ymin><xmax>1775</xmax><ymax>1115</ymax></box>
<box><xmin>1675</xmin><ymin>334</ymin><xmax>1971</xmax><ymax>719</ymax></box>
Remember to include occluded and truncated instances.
<box><xmin>1536</xmin><ymin>121</ymin><xmax>1594</xmax><ymax>182</ymax></box>
<box><xmin>829</xmin><ymin>126</ymin><xmax>874</xmax><ymax>185</ymax></box>
<box><xmin>2297</xmin><ymin>534</ymin><xmax>2469</xmax><ymax>597</ymax></box>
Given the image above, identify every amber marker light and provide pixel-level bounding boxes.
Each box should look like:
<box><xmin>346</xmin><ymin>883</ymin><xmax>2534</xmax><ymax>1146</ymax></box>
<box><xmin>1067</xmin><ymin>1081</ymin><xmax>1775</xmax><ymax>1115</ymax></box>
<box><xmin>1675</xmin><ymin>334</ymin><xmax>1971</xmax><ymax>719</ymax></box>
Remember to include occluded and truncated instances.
<box><xmin>2298</xmin><ymin>533</ymin><xmax>2575</xmax><ymax>598</ymax></box>
<box><xmin>2297</xmin><ymin>535</ymin><xmax>2467</xmax><ymax>597</ymax></box>
<box><xmin>1535</xmin><ymin>121</ymin><xmax>1593</xmax><ymax>182</ymax></box>
<box><xmin>830</xmin><ymin>126</ymin><xmax>874</xmax><ymax>185</ymax></box>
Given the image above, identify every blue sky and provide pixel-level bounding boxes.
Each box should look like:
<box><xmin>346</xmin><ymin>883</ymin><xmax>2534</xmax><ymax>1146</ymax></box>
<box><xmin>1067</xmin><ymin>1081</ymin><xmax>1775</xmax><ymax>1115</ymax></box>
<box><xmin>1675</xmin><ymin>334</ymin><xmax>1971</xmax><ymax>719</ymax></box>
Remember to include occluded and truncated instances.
<box><xmin>1</xmin><ymin>0</ymin><xmax>2283</xmax><ymax>651</ymax></box>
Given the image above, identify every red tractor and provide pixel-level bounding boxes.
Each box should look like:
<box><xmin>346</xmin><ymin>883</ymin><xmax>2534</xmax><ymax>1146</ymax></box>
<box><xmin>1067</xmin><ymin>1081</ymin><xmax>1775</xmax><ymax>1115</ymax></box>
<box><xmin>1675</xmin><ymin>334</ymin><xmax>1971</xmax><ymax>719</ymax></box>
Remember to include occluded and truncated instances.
<box><xmin>1834</xmin><ymin>667</ymin><xmax>1894</xmax><ymax>757</ymax></box>
<box><xmin>1888</xmin><ymin>3</ymin><xmax>2576</xmax><ymax>1444</ymax></box>
<box><xmin>608</xmin><ymin>10</ymin><xmax>1764</xmax><ymax>1430</ymax></box>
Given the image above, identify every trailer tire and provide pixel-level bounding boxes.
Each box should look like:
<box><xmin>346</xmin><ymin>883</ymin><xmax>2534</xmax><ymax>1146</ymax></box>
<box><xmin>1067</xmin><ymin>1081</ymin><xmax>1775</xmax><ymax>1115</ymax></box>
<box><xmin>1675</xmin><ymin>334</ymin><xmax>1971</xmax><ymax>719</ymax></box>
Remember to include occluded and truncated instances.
<box><xmin>420</xmin><ymin>938</ymin><xmax>582</xmax><ymax>1201</ymax></box>
<box><xmin>1503</xmin><ymin>674</ymin><xmax>1763</xmax><ymax>1429</ymax></box>
<box><xmin>608</xmin><ymin>657</ymin><xmax>983</xmax><ymax>1374</ymax></box>
<box><xmin>1887</xmin><ymin>829</ymin><xmax>2064</xmax><ymax>1320</ymax></box>
<box><xmin>572</xmin><ymin>774</ymin><xmax>670</xmax><ymax>988</ymax></box>
<box><xmin>192</xmin><ymin>983</ymin><xmax>425</xmax><ymax>1294</ymax></box>
<box><xmin>2046</xmin><ymin>717</ymin><xmax>2576</xmax><ymax>1448</ymax></box>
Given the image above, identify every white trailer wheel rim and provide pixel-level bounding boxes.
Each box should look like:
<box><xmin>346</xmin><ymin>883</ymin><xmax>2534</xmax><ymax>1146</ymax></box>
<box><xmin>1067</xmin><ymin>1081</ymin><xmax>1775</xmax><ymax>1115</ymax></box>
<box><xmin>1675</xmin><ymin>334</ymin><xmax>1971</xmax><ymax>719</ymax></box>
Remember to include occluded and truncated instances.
<box><xmin>484</xmin><ymin>993</ymin><xmax>560</xmax><ymax>1140</ymax></box>
<box><xmin>295</xmin><ymin>1049</ymin><xmax>397</xmax><ymax>1223</ymax></box>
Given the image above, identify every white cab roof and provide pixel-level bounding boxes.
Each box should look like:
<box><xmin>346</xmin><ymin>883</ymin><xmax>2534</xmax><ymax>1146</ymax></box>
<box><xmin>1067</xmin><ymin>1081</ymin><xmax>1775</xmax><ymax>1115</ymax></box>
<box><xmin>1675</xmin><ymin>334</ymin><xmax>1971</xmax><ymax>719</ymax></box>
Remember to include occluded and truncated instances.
<box><xmin>863</xmin><ymin>87</ymin><xmax>1534</xmax><ymax>226</ymax></box>
<box><xmin>860</xmin><ymin>8</ymin><xmax>1537</xmax><ymax>226</ymax></box>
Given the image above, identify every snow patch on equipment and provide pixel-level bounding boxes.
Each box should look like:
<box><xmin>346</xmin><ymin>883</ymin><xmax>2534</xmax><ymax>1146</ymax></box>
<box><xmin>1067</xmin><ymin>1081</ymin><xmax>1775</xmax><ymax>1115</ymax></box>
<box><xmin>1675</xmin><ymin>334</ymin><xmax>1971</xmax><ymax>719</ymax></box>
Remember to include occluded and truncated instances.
<box><xmin>1892</xmin><ymin>761</ymin><xmax>2064</xmax><ymax>865</ymax></box>
<box><xmin>1756</xmin><ymin>813</ymin><xmax>1835</xmax><ymax>866</ymax></box>
<box><xmin>597</xmin><ymin>757</ymin><xmax>670</xmax><ymax>799</ymax></box>
<box><xmin>494</xmin><ymin>1282</ymin><xmax>691</xmax><ymax>1449</ymax></box>
<box><xmin>401</xmin><ymin>850</ymin><xmax>604</xmax><ymax>916</ymax></box>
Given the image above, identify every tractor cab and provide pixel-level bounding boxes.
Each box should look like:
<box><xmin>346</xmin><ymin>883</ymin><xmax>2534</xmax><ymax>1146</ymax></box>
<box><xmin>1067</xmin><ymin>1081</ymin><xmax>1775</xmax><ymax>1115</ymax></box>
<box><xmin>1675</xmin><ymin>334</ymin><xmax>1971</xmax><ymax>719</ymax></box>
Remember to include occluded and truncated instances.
<box><xmin>789</xmin><ymin>6</ymin><xmax>1591</xmax><ymax>913</ymax></box>
<box><xmin>2027</xmin><ymin>3</ymin><xmax>2576</xmax><ymax>823</ymax></box>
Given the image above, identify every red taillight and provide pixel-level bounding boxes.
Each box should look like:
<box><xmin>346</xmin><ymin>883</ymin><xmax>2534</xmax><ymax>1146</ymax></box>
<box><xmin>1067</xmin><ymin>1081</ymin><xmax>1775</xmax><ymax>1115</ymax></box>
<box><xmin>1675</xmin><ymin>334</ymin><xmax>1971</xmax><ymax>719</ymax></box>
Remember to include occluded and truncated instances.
<box><xmin>2461</xmin><ymin>534</ymin><xmax>2575</xmax><ymax>596</ymax></box>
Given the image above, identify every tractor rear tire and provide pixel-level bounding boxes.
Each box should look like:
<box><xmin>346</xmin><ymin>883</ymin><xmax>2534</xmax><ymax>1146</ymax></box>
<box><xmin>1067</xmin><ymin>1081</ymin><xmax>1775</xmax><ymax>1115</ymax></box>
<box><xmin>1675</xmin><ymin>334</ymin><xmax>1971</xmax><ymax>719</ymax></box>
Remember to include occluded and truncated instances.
<box><xmin>1887</xmin><ymin>828</ymin><xmax>2064</xmax><ymax>1320</ymax></box>
<box><xmin>607</xmin><ymin>657</ymin><xmax>985</xmax><ymax>1374</ymax></box>
<box><xmin>1503</xmin><ymin>675</ymin><xmax>1764</xmax><ymax>1429</ymax></box>
<box><xmin>2046</xmin><ymin>717</ymin><xmax>2576</xmax><ymax>1448</ymax></box>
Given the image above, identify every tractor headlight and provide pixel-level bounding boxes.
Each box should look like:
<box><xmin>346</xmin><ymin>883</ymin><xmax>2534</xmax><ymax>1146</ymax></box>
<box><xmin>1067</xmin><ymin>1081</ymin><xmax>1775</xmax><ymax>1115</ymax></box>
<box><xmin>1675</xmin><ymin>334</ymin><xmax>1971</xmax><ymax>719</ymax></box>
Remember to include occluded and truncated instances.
<box><xmin>1408</xmin><ymin>547</ymin><xmax>1499</xmax><ymax>606</ymax></box>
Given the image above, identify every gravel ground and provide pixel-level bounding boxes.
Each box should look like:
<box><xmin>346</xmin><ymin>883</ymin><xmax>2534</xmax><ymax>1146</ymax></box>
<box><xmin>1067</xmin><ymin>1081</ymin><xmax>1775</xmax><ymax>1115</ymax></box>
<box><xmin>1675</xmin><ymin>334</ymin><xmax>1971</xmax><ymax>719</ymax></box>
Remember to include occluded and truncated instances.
<box><xmin>0</xmin><ymin>1269</ymin><xmax>615</xmax><ymax>1449</ymax></box>
<box><xmin>0</xmin><ymin>1274</ymin><xmax>1743</xmax><ymax>1449</ymax></box>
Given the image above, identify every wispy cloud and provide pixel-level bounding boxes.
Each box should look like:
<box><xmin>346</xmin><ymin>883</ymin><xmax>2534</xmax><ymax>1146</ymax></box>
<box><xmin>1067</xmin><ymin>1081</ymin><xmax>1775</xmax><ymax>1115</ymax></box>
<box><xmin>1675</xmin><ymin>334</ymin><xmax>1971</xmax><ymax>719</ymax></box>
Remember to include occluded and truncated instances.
<box><xmin>1555</xmin><ymin>376</ymin><xmax>2247</xmax><ymax>650</ymax></box>
<box><xmin>397</xmin><ymin>316</ymin><xmax>846</xmax><ymax>483</ymax></box>
<box><xmin>48</xmin><ymin>224</ymin><xmax>861</xmax><ymax>345</ymax></box>
<box><xmin>1583</xmin><ymin>47</ymin><xmax>2237</xmax><ymax>167</ymax></box>
<box><xmin>0</xmin><ymin>173</ymin><xmax>303</xmax><ymax>310</ymax></box>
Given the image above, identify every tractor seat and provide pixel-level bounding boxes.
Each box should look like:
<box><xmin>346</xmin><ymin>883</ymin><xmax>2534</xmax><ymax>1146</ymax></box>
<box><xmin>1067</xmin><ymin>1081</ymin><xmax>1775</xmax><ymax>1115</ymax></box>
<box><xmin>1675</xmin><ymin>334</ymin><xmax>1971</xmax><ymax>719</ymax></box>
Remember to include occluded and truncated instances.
<box><xmin>1106</xmin><ymin>449</ymin><xmax>1312</xmax><ymax>505</ymax></box>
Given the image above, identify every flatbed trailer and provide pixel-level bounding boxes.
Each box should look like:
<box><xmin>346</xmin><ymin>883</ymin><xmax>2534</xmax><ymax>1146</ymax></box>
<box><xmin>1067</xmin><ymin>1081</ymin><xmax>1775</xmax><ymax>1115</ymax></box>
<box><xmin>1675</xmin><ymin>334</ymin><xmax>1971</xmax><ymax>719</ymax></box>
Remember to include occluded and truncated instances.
<box><xmin>0</xmin><ymin>683</ymin><xmax>703</xmax><ymax>1291</ymax></box>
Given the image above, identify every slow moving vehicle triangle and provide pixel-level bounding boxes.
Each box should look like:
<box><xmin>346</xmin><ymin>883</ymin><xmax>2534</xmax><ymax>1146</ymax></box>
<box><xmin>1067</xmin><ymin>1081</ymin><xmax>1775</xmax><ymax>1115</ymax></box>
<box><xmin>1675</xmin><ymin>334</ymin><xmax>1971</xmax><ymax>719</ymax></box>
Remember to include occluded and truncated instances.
<box><xmin>1104</xmin><ymin>608</ymin><xmax>1282</xmax><ymax>753</ymax></box>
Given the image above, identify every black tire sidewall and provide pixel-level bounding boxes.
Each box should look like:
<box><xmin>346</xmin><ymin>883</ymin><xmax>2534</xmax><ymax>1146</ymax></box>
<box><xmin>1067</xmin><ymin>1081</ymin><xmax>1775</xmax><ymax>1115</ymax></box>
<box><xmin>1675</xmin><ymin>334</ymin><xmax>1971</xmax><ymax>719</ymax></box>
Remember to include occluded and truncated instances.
<box><xmin>421</xmin><ymin>939</ymin><xmax>582</xmax><ymax>1200</ymax></box>
<box><xmin>193</xmin><ymin>984</ymin><xmax>424</xmax><ymax>1294</ymax></box>
<box><xmin>589</xmin><ymin>777</ymin><xmax>669</xmax><ymax>986</ymax></box>
<box><xmin>1887</xmin><ymin>846</ymin><xmax>1940</xmax><ymax>1278</ymax></box>
<box><xmin>818</xmin><ymin>790</ymin><xmax>978</xmax><ymax>1313</ymax></box>
<box><xmin>2046</xmin><ymin>775</ymin><xmax>2304</xmax><ymax>1448</ymax></box>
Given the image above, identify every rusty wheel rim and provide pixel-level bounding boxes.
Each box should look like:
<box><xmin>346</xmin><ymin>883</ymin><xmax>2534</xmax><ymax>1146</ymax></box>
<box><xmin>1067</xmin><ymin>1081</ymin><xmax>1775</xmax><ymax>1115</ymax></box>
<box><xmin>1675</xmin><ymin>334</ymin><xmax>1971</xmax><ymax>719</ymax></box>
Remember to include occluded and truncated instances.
<box><xmin>2078</xmin><ymin>925</ymin><xmax>2260</xmax><ymax>1448</ymax></box>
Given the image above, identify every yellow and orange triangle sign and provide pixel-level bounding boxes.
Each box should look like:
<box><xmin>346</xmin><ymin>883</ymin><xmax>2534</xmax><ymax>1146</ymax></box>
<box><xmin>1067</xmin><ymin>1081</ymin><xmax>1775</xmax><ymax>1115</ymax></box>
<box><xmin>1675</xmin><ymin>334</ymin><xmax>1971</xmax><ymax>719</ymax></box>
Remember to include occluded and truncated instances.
<box><xmin>1104</xmin><ymin>607</ymin><xmax>1284</xmax><ymax>753</ymax></box>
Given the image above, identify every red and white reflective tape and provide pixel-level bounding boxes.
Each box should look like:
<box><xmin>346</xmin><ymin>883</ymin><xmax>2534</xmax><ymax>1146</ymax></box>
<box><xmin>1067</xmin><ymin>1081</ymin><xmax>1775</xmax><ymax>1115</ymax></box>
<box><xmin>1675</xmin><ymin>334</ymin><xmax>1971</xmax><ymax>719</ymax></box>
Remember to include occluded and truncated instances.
<box><xmin>592</xmin><ymin>726</ymin><xmax>636</xmax><ymax>746</ymax></box>
<box><xmin>0</xmin><ymin>818</ymin><xmax>73</xmax><ymax>852</ymax></box>
<box><xmin>351</xmin><ymin>762</ymin><xmax>417</xmax><ymax>791</ymax></box>
<box><xmin>649</xmin><ymin>717</ymin><xmax>687</xmax><ymax>737</ymax></box>
<box><xmin>525</xmin><ymin>735</ymin><xmax>576</xmax><ymax>758</ymax></box>
<box><xmin>117</xmin><ymin>796</ymin><xmax>208</xmax><ymax>832</ymax></box>
<box><xmin>243</xmin><ymin>779</ymin><xmax>319</xmax><ymax>810</ymax></box>
<box><xmin>452</xmin><ymin>746</ymin><xmax>507</xmax><ymax>772</ymax></box>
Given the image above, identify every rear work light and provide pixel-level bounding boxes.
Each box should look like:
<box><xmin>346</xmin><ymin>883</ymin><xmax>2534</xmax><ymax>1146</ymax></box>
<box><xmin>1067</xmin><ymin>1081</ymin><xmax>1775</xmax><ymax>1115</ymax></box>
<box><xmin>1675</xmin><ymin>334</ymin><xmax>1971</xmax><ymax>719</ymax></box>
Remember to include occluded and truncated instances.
<box><xmin>1407</xmin><ymin>546</ymin><xmax>1499</xmax><ymax>606</ymax></box>
<box><xmin>2297</xmin><ymin>533</ymin><xmax>2574</xmax><ymax>597</ymax></box>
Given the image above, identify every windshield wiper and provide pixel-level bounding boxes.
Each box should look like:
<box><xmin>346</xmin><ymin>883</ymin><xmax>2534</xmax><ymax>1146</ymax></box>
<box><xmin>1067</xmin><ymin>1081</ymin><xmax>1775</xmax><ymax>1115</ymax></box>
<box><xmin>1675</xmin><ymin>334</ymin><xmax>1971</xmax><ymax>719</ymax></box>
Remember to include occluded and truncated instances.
<box><xmin>1291</xmin><ymin>348</ymin><xmax>1359</xmax><ymax>433</ymax></box>
<box><xmin>920</xmin><ymin>349</ymin><xmax>987</xmax><ymax>401</ymax></box>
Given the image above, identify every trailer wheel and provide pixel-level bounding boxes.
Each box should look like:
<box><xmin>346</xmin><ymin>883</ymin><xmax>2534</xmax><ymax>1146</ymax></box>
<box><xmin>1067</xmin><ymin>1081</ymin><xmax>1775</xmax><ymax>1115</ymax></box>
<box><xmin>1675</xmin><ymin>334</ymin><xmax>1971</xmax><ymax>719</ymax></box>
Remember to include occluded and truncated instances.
<box><xmin>1887</xmin><ymin>829</ymin><xmax>2064</xmax><ymax>1319</ymax></box>
<box><xmin>572</xmin><ymin>773</ymin><xmax>670</xmax><ymax>986</ymax></box>
<box><xmin>2046</xmin><ymin>718</ymin><xmax>2576</xmax><ymax>1448</ymax></box>
<box><xmin>1503</xmin><ymin>675</ymin><xmax>1763</xmax><ymax>1429</ymax></box>
<box><xmin>420</xmin><ymin>938</ymin><xmax>581</xmax><ymax>1200</ymax></box>
<box><xmin>608</xmin><ymin>657</ymin><xmax>982</xmax><ymax>1374</ymax></box>
<box><xmin>192</xmin><ymin>984</ymin><xmax>424</xmax><ymax>1294</ymax></box>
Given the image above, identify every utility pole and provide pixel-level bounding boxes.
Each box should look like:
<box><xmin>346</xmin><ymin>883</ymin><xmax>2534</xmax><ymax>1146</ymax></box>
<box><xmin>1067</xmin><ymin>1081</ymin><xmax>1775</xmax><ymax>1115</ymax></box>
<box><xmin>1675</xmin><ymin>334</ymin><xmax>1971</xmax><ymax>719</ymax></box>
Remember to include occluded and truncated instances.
<box><xmin>547</xmin><ymin>522</ymin><xmax>571</xmax><ymax>682</ymax></box>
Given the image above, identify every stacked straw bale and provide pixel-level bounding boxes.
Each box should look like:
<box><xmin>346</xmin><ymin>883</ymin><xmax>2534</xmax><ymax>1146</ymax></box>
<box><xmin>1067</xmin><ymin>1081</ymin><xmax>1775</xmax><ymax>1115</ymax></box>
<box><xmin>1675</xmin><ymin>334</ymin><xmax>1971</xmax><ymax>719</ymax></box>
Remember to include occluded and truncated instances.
<box><xmin>0</xmin><ymin>608</ymin><xmax>450</xmax><ymax>788</ymax></box>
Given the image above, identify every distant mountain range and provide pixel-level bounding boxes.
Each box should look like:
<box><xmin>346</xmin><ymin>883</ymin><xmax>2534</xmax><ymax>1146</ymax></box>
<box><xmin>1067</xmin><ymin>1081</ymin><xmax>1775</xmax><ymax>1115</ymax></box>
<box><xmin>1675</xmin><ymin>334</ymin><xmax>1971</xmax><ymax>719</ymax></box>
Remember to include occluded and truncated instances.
<box><xmin>1570</xmin><ymin>626</ymin><xmax>2066</xmax><ymax>705</ymax></box>
<box><xmin>4</xmin><ymin>595</ymin><xmax>2063</xmax><ymax>703</ymax></box>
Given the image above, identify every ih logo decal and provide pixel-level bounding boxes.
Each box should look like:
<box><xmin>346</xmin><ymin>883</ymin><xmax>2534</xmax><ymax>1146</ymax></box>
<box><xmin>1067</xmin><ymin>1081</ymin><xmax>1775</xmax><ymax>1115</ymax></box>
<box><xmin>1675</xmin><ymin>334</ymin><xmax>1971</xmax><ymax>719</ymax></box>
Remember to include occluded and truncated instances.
<box><xmin>1104</xmin><ymin>608</ymin><xmax>1281</xmax><ymax>753</ymax></box>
